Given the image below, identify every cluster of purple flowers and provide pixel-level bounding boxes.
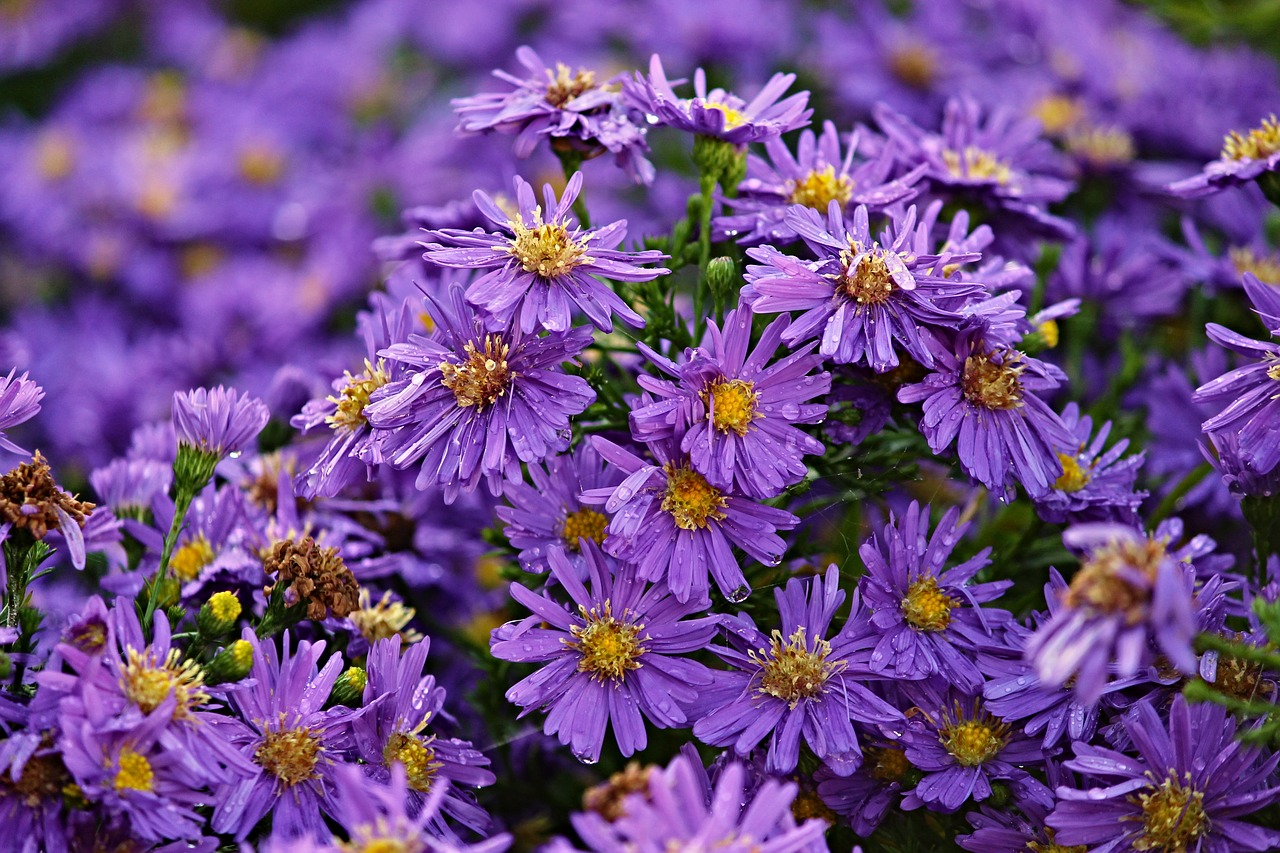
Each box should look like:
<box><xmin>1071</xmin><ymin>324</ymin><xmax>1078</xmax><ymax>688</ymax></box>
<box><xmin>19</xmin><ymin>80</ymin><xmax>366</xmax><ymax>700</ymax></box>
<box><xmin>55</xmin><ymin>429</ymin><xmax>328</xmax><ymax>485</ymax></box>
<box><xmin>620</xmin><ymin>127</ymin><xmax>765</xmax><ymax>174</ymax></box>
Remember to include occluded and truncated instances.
<box><xmin>5</xmin><ymin>0</ymin><xmax>1280</xmax><ymax>851</ymax></box>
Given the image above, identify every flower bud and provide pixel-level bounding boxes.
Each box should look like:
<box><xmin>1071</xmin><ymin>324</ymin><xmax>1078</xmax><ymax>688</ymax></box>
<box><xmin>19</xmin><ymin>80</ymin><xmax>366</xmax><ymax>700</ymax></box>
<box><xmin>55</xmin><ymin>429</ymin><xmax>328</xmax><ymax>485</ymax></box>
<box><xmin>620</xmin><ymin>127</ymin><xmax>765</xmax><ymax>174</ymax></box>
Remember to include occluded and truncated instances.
<box><xmin>205</xmin><ymin>639</ymin><xmax>254</xmax><ymax>685</ymax></box>
<box><xmin>197</xmin><ymin>591</ymin><xmax>242</xmax><ymax>637</ymax></box>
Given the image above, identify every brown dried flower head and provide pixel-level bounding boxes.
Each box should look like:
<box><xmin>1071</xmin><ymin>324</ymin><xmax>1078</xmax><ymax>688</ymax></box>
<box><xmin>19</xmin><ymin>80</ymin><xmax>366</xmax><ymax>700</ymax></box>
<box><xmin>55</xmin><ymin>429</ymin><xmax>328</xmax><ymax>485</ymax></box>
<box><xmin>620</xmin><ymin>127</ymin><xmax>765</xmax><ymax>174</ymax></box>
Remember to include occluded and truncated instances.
<box><xmin>263</xmin><ymin>536</ymin><xmax>359</xmax><ymax>620</ymax></box>
<box><xmin>0</xmin><ymin>451</ymin><xmax>93</xmax><ymax>540</ymax></box>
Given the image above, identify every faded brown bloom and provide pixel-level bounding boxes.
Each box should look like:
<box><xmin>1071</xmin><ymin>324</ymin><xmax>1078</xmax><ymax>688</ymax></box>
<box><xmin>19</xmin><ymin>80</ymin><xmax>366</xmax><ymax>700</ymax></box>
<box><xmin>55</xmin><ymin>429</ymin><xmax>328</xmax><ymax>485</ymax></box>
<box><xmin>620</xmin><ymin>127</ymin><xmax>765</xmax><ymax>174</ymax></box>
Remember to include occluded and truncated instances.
<box><xmin>263</xmin><ymin>536</ymin><xmax>359</xmax><ymax>620</ymax></box>
<box><xmin>582</xmin><ymin>761</ymin><xmax>653</xmax><ymax>822</ymax></box>
<box><xmin>0</xmin><ymin>451</ymin><xmax>93</xmax><ymax>541</ymax></box>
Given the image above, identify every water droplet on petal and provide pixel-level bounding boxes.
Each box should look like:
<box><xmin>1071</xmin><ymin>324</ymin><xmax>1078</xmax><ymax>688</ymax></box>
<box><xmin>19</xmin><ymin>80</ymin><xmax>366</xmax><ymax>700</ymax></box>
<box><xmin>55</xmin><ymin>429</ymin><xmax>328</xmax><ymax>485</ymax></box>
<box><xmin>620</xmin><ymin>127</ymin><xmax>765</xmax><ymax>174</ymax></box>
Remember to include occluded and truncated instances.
<box><xmin>726</xmin><ymin>584</ymin><xmax>751</xmax><ymax>603</ymax></box>
<box><xmin>573</xmin><ymin>750</ymin><xmax>599</xmax><ymax>765</ymax></box>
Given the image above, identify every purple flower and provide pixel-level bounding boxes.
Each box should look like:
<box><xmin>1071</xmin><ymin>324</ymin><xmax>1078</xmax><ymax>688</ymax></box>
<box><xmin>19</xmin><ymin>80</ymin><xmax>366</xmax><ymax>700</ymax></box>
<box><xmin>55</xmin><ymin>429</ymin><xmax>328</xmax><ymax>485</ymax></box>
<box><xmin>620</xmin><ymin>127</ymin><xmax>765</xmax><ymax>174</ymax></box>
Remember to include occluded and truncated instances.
<box><xmin>898</xmin><ymin>682</ymin><xmax>1050</xmax><ymax>814</ymax></box>
<box><xmin>858</xmin><ymin>502</ymin><xmax>1012</xmax><ymax>692</ymax></box>
<box><xmin>897</xmin><ymin>325</ymin><xmax>1073</xmax><ymax>499</ymax></box>
<box><xmin>496</xmin><ymin>443</ymin><xmax>623</xmax><ymax>575</ymax></box>
<box><xmin>349</xmin><ymin>636</ymin><xmax>496</xmax><ymax>835</ymax></box>
<box><xmin>422</xmin><ymin>173</ymin><xmax>667</xmax><ymax>334</ymax></box>
<box><xmin>743</xmin><ymin>203</ymin><xmax>983</xmax><ymax>372</ymax></box>
<box><xmin>581</xmin><ymin>438</ymin><xmax>798</xmax><ymax>603</ymax></box>
<box><xmin>0</xmin><ymin>369</ymin><xmax>43</xmax><ymax>457</ymax></box>
<box><xmin>365</xmin><ymin>284</ymin><xmax>596</xmax><ymax>502</ymax></box>
<box><xmin>1048</xmin><ymin>696</ymin><xmax>1280</xmax><ymax>852</ymax></box>
<box><xmin>489</xmin><ymin>543</ymin><xmax>717</xmax><ymax>762</ymax></box>
<box><xmin>1025</xmin><ymin>522</ymin><xmax>1208</xmax><ymax>705</ymax></box>
<box><xmin>171</xmin><ymin>385</ymin><xmax>269</xmax><ymax>457</ymax></box>
<box><xmin>629</xmin><ymin>305</ymin><xmax>830</xmax><ymax>499</ymax></box>
<box><xmin>1195</xmin><ymin>321</ymin><xmax>1280</xmax><ymax>476</ymax></box>
<box><xmin>691</xmin><ymin>566</ymin><xmax>903</xmax><ymax>776</ymax></box>
<box><xmin>1033</xmin><ymin>402</ymin><xmax>1146</xmax><ymax>525</ymax></box>
<box><xmin>716</xmin><ymin>121</ymin><xmax>925</xmax><ymax>244</ymax></box>
<box><xmin>1167</xmin><ymin>114</ymin><xmax>1280</xmax><ymax>198</ymax></box>
<box><xmin>452</xmin><ymin>45</ymin><xmax>653</xmax><ymax>185</ymax></box>
<box><xmin>566</xmin><ymin>751</ymin><xmax>829</xmax><ymax>853</ymax></box>
<box><xmin>814</xmin><ymin>741</ymin><xmax>912</xmax><ymax>836</ymax></box>
<box><xmin>211</xmin><ymin>633</ymin><xmax>353</xmax><ymax>841</ymax></box>
<box><xmin>623</xmin><ymin>54</ymin><xmax>811</xmax><ymax>145</ymax></box>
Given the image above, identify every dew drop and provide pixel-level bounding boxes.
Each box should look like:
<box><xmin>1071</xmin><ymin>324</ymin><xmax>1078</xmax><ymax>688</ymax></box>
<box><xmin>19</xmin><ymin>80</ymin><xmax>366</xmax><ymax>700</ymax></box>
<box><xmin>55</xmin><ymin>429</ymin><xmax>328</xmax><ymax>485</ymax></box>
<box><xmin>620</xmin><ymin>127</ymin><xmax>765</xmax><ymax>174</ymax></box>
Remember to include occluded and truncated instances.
<box><xmin>726</xmin><ymin>584</ymin><xmax>751</xmax><ymax>603</ymax></box>
<box><xmin>573</xmin><ymin>750</ymin><xmax>599</xmax><ymax>765</ymax></box>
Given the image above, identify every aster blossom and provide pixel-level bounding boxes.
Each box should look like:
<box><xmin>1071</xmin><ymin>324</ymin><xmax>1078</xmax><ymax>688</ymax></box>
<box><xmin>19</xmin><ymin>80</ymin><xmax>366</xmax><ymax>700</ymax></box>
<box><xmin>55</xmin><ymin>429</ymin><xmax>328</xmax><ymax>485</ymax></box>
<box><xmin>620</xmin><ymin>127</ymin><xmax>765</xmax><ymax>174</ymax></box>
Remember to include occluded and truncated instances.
<box><xmin>1194</xmin><ymin>320</ymin><xmax>1280</xmax><ymax>476</ymax></box>
<box><xmin>691</xmin><ymin>566</ymin><xmax>903</xmax><ymax>776</ymax></box>
<box><xmin>629</xmin><ymin>305</ymin><xmax>830</xmax><ymax>499</ymax></box>
<box><xmin>489</xmin><ymin>543</ymin><xmax>717</xmax><ymax>763</ymax></box>
<box><xmin>1033</xmin><ymin>402</ymin><xmax>1146</xmax><ymax>525</ymax></box>
<box><xmin>580</xmin><ymin>437</ymin><xmax>798</xmax><ymax>603</ymax></box>
<box><xmin>1168</xmin><ymin>114</ymin><xmax>1280</xmax><ymax>198</ymax></box>
<box><xmin>715</xmin><ymin>120</ymin><xmax>925</xmax><ymax>245</ymax></box>
<box><xmin>452</xmin><ymin>45</ymin><xmax>653</xmax><ymax>184</ymax></box>
<box><xmin>858</xmin><ymin>502</ymin><xmax>1012</xmax><ymax>693</ymax></box>
<box><xmin>897</xmin><ymin>324</ymin><xmax>1073</xmax><ymax>499</ymax></box>
<box><xmin>0</xmin><ymin>369</ymin><xmax>43</xmax><ymax>456</ymax></box>
<box><xmin>365</xmin><ymin>284</ymin><xmax>596</xmax><ymax>502</ymax></box>
<box><xmin>624</xmin><ymin>54</ymin><xmax>811</xmax><ymax>145</ymax></box>
<box><xmin>421</xmin><ymin>172</ymin><xmax>667</xmax><ymax>334</ymax></box>
<box><xmin>743</xmin><ymin>202</ymin><xmax>984</xmax><ymax>372</ymax></box>
<box><xmin>1048</xmin><ymin>695</ymin><xmax>1280</xmax><ymax>852</ymax></box>
<box><xmin>171</xmin><ymin>385</ymin><xmax>269</xmax><ymax>458</ymax></box>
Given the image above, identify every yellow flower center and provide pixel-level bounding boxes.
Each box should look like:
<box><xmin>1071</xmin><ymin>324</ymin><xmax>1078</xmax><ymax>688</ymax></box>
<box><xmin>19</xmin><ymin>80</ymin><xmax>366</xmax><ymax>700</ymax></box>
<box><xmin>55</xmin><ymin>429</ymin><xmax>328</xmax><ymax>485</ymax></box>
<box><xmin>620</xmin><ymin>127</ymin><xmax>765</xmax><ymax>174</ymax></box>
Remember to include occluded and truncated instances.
<box><xmin>1037</xmin><ymin>319</ymin><xmax>1060</xmax><ymax>348</ymax></box>
<box><xmin>1230</xmin><ymin>246</ymin><xmax>1280</xmax><ymax>284</ymax></box>
<box><xmin>506</xmin><ymin>217</ymin><xmax>589</xmax><ymax>279</ymax></box>
<box><xmin>327</xmin><ymin>359</ymin><xmax>391</xmax><ymax>432</ymax></box>
<box><xmin>1269</xmin><ymin>362</ymin><xmax>1280</xmax><ymax>382</ymax></box>
<box><xmin>383</xmin><ymin>731</ymin><xmax>441</xmax><ymax>793</ymax></box>
<box><xmin>1131</xmin><ymin>775</ymin><xmax>1209</xmax><ymax>851</ymax></box>
<box><xmin>1055</xmin><ymin>453</ymin><xmax>1092</xmax><ymax>493</ymax></box>
<box><xmin>1065</xmin><ymin>124</ymin><xmax>1135</xmax><ymax>167</ymax></box>
<box><xmin>255</xmin><ymin>725</ymin><xmax>322</xmax><ymax>788</ymax></box>
<box><xmin>341</xmin><ymin>832</ymin><xmax>418</xmax><ymax>853</ymax></box>
<box><xmin>561</xmin><ymin>508</ymin><xmax>609</xmax><ymax>550</ymax></box>
<box><xmin>171</xmin><ymin>535</ymin><xmax>215</xmax><ymax>582</ymax></box>
<box><xmin>439</xmin><ymin>337</ymin><xmax>513</xmax><ymax>409</ymax></box>
<box><xmin>887</xmin><ymin>43</ymin><xmax>937</xmax><ymax>90</ymax></box>
<box><xmin>703</xmin><ymin>100</ymin><xmax>746</xmax><ymax>129</ymax></box>
<box><xmin>120</xmin><ymin>647</ymin><xmax>209</xmax><ymax>719</ymax></box>
<box><xmin>703</xmin><ymin>379</ymin><xmax>759</xmax><ymax>436</ymax></box>
<box><xmin>961</xmin><ymin>353</ymin><xmax>1025</xmax><ymax>410</ymax></box>
<box><xmin>208</xmin><ymin>590</ymin><xmax>242</xmax><ymax>622</ymax></box>
<box><xmin>901</xmin><ymin>576</ymin><xmax>956</xmax><ymax>632</ymax></box>
<box><xmin>568</xmin><ymin>601</ymin><xmax>647</xmax><ymax>682</ymax></box>
<box><xmin>790</xmin><ymin>790</ymin><xmax>837</xmax><ymax>825</ymax></box>
<box><xmin>786</xmin><ymin>165</ymin><xmax>854</xmax><ymax>211</ymax></box>
<box><xmin>660</xmin><ymin>464</ymin><xmax>728</xmax><ymax>531</ymax></box>
<box><xmin>545</xmin><ymin>63</ymin><xmax>598</xmax><ymax>107</ymax></box>
<box><xmin>112</xmin><ymin>748</ymin><xmax>155</xmax><ymax>794</ymax></box>
<box><xmin>836</xmin><ymin>245</ymin><xmax>900</xmax><ymax>307</ymax></box>
<box><xmin>1221</xmin><ymin>115</ymin><xmax>1280</xmax><ymax>162</ymax></box>
<box><xmin>35</xmin><ymin>131</ymin><xmax>75</xmax><ymax>181</ymax></box>
<box><xmin>228</xmin><ymin>639</ymin><xmax>253</xmax><ymax>669</ymax></box>
<box><xmin>350</xmin><ymin>589</ymin><xmax>421</xmax><ymax>645</ymax></box>
<box><xmin>1032</xmin><ymin>94</ymin><xmax>1084</xmax><ymax>137</ymax></box>
<box><xmin>238</xmin><ymin>145</ymin><xmax>284</xmax><ymax>185</ymax></box>
<box><xmin>939</xmin><ymin>705</ymin><xmax>1010</xmax><ymax>767</ymax></box>
<box><xmin>750</xmin><ymin>627</ymin><xmax>845</xmax><ymax>708</ymax></box>
<box><xmin>867</xmin><ymin>746</ymin><xmax>911</xmax><ymax>783</ymax></box>
<box><xmin>1064</xmin><ymin>536</ymin><xmax>1169</xmax><ymax>623</ymax></box>
<box><xmin>942</xmin><ymin>146</ymin><xmax>1013</xmax><ymax>185</ymax></box>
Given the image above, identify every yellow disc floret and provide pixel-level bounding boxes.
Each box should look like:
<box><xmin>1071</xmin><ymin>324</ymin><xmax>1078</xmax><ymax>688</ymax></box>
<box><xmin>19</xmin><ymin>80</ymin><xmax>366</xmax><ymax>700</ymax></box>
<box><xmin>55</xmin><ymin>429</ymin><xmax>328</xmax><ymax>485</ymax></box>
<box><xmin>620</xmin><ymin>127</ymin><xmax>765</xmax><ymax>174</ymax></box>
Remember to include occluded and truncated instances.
<box><xmin>939</xmin><ymin>704</ymin><xmax>1010</xmax><ymax>767</ymax></box>
<box><xmin>836</xmin><ymin>246</ymin><xmax>901</xmax><ymax>307</ymax></box>
<box><xmin>1064</xmin><ymin>535</ymin><xmax>1169</xmax><ymax>622</ymax></box>
<box><xmin>1229</xmin><ymin>246</ymin><xmax>1280</xmax><ymax>284</ymax></box>
<box><xmin>1133</xmin><ymin>774</ymin><xmax>1209</xmax><ymax>851</ymax></box>
<box><xmin>943</xmin><ymin>147</ymin><xmax>1013</xmax><ymax>185</ymax></box>
<box><xmin>703</xmin><ymin>379</ymin><xmax>759</xmax><ymax>436</ymax></box>
<box><xmin>750</xmin><ymin>627</ymin><xmax>846</xmax><ymax>708</ymax></box>
<box><xmin>660</xmin><ymin>464</ymin><xmax>728</xmax><ymax>531</ymax></box>
<box><xmin>170</xmin><ymin>535</ymin><xmax>215</xmax><ymax>582</ymax></box>
<box><xmin>327</xmin><ymin>359</ymin><xmax>390</xmax><ymax>432</ymax></box>
<box><xmin>1055</xmin><ymin>453</ymin><xmax>1092</xmax><ymax>493</ymax></box>
<box><xmin>208</xmin><ymin>590</ymin><xmax>241</xmax><ymax>623</ymax></box>
<box><xmin>383</xmin><ymin>731</ymin><xmax>442</xmax><ymax>793</ymax></box>
<box><xmin>545</xmin><ymin>63</ymin><xmax>598</xmax><ymax>107</ymax></box>
<box><xmin>901</xmin><ymin>576</ymin><xmax>956</xmax><ymax>632</ymax></box>
<box><xmin>787</xmin><ymin>165</ymin><xmax>854</xmax><ymax>211</ymax></box>
<box><xmin>255</xmin><ymin>724</ymin><xmax>323</xmax><ymax>789</ymax></box>
<box><xmin>1222</xmin><ymin>115</ymin><xmax>1280</xmax><ymax>162</ymax></box>
<box><xmin>113</xmin><ymin>748</ymin><xmax>155</xmax><ymax>794</ymax></box>
<box><xmin>506</xmin><ymin>215</ymin><xmax>590</xmax><ymax>279</ymax></box>
<box><xmin>120</xmin><ymin>646</ymin><xmax>209</xmax><ymax>719</ymax></box>
<box><xmin>561</xmin><ymin>508</ymin><xmax>609</xmax><ymax>550</ymax></box>
<box><xmin>439</xmin><ymin>337</ymin><xmax>513</xmax><ymax>409</ymax></box>
<box><xmin>962</xmin><ymin>352</ymin><xmax>1025</xmax><ymax>411</ymax></box>
<box><xmin>568</xmin><ymin>601</ymin><xmax>647</xmax><ymax>682</ymax></box>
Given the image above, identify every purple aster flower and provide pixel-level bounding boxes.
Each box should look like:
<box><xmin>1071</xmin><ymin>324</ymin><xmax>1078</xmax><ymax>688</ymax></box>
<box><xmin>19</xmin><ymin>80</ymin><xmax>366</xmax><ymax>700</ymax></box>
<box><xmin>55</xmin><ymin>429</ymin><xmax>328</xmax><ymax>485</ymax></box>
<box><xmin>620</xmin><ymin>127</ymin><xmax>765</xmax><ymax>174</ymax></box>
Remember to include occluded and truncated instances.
<box><xmin>1204</xmin><ymin>431</ymin><xmax>1280</xmax><ymax>498</ymax></box>
<box><xmin>958</xmin><ymin>761</ymin><xmax>1078</xmax><ymax>853</ymax></box>
<box><xmin>623</xmin><ymin>54</ymin><xmax>812</xmax><ymax>145</ymax></box>
<box><xmin>743</xmin><ymin>202</ymin><xmax>983</xmax><ymax>372</ymax></box>
<box><xmin>171</xmin><ymin>385</ymin><xmax>270</xmax><ymax>457</ymax></box>
<box><xmin>211</xmin><ymin>632</ymin><xmax>353</xmax><ymax>841</ymax></box>
<box><xmin>1048</xmin><ymin>695</ymin><xmax>1280</xmax><ymax>852</ymax></box>
<box><xmin>715</xmin><ymin>121</ymin><xmax>925</xmax><ymax>245</ymax></box>
<box><xmin>89</xmin><ymin>456</ymin><xmax>172</xmax><ymax>518</ymax></box>
<box><xmin>1033</xmin><ymin>402</ymin><xmax>1146</xmax><ymax>525</ymax></box>
<box><xmin>0</xmin><ymin>731</ymin><xmax>76</xmax><ymax>852</ymax></box>
<box><xmin>566</xmin><ymin>752</ymin><xmax>829</xmax><ymax>853</ymax></box>
<box><xmin>629</xmin><ymin>305</ymin><xmax>830</xmax><ymax>499</ymax></box>
<box><xmin>0</xmin><ymin>369</ymin><xmax>43</xmax><ymax>457</ymax></box>
<box><xmin>452</xmin><ymin>45</ymin><xmax>653</xmax><ymax>185</ymax></box>
<box><xmin>349</xmin><ymin>635</ymin><xmax>496</xmax><ymax>835</ymax></box>
<box><xmin>581</xmin><ymin>437</ymin><xmax>798</xmax><ymax>603</ymax></box>
<box><xmin>898</xmin><ymin>681</ymin><xmax>1051</xmax><ymax>814</ymax></box>
<box><xmin>1025</xmin><ymin>522</ymin><xmax>1210</xmax><ymax>705</ymax></box>
<box><xmin>262</xmin><ymin>763</ymin><xmax>511</xmax><ymax>853</ymax></box>
<box><xmin>496</xmin><ymin>443</ymin><xmax>623</xmax><ymax>575</ymax></box>
<box><xmin>1167</xmin><ymin>114</ymin><xmax>1280</xmax><ymax>198</ymax></box>
<box><xmin>814</xmin><ymin>740</ymin><xmax>913</xmax><ymax>836</ymax></box>
<box><xmin>1195</xmin><ymin>321</ymin><xmax>1280</xmax><ymax>476</ymax></box>
<box><xmin>365</xmin><ymin>284</ymin><xmax>596</xmax><ymax>502</ymax></box>
<box><xmin>291</xmin><ymin>293</ymin><xmax>415</xmax><ymax>499</ymax></box>
<box><xmin>858</xmin><ymin>502</ymin><xmax>1012</xmax><ymax>693</ymax></box>
<box><xmin>422</xmin><ymin>173</ymin><xmax>667</xmax><ymax>334</ymax></box>
<box><xmin>897</xmin><ymin>325</ymin><xmax>1073</xmax><ymax>499</ymax></box>
<box><xmin>489</xmin><ymin>543</ymin><xmax>717</xmax><ymax>762</ymax></box>
<box><xmin>691</xmin><ymin>566</ymin><xmax>903</xmax><ymax>776</ymax></box>
<box><xmin>874</xmin><ymin>96</ymin><xmax>1074</xmax><ymax>234</ymax></box>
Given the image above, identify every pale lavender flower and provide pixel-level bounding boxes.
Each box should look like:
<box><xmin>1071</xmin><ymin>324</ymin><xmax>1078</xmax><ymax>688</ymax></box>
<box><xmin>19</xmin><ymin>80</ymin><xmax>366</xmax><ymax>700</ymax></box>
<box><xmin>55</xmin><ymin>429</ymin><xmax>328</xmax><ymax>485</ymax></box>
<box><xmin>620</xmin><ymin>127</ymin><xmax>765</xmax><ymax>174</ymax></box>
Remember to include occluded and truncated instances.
<box><xmin>1195</xmin><ymin>321</ymin><xmax>1280</xmax><ymax>476</ymax></box>
<box><xmin>171</xmin><ymin>385</ymin><xmax>270</xmax><ymax>457</ymax></box>
<box><xmin>0</xmin><ymin>369</ymin><xmax>43</xmax><ymax>457</ymax></box>
<box><xmin>1167</xmin><ymin>114</ymin><xmax>1280</xmax><ymax>198</ymax></box>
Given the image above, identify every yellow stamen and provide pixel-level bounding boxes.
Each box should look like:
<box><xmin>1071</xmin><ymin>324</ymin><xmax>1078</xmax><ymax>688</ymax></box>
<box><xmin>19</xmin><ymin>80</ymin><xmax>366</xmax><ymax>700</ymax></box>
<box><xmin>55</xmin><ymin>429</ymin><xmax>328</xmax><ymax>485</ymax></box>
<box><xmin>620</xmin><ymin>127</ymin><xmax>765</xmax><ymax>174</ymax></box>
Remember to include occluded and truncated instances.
<box><xmin>1065</xmin><ymin>124</ymin><xmax>1135</xmax><ymax>167</ymax></box>
<box><xmin>568</xmin><ymin>601</ymin><xmax>646</xmax><ymax>682</ymax></box>
<box><xmin>1055</xmin><ymin>453</ymin><xmax>1092</xmax><ymax>493</ymax></box>
<box><xmin>901</xmin><ymin>576</ymin><xmax>956</xmax><ymax>632</ymax></box>
<box><xmin>787</xmin><ymin>165</ymin><xmax>854</xmax><ymax>211</ymax></box>
<box><xmin>939</xmin><ymin>704</ymin><xmax>1010</xmax><ymax>767</ymax></box>
<box><xmin>545</xmin><ymin>63</ymin><xmax>597</xmax><ymax>107</ymax></box>
<box><xmin>171</xmin><ymin>535</ymin><xmax>215</xmax><ymax>582</ymax></box>
<box><xmin>703</xmin><ymin>100</ymin><xmax>745</xmax><ymax>129</ymax></box>
<box><xmin>326</xmin><ymin>359</ymin><xmax>390</xmax><ymax>432</ymax></box>
<box><xmin>112</xmin><ymin>748</ymin><xmax>154</xmax><ymax>794</ymax></box>
<box><xmin>750</xmin><ymin>626</ymin><xmax>845</xmax><ymax>708</ymax></box>
<box><xmin>1131</xmin><ymin>774</ymin><xmax>1209</xmax><ymax>851</ymax></box>
<box><xmin>660</xmin><ymin>464</ymin><xmax>727</xmax><ymax>531</ymax></box>
<box><xmin>1065</xmin><ymin>535</ymin><xmax>1169</xmax><ymax>623</ymax></box>
<box><xmin>350</xmin><ymin>589</ymin><xmax>422</xmax><ymax>645</ymax></box>
<box><xmin>942</xmin><ymin>147</ymin><xmax>1013</xmax><ymax>185</ymax></box>
<box><xmin>561</xmin><ymin>508</ymin><xmax>609</xmax><ymax>550</ymax></box>
<box><xmin>255</xmin><ymin>724</ymin><xmax>322</xmax><ymax>789</ymax></box>
<box><xmin>439</xmin><ymin>337</ymin><xmax>513</xmax><ymax>409</ymax></box>
<box><xmin>1032</xmin><ymin>94</ymin><xmax>1084</xmax><ymax>137</ymax></box>
<box><xmin>1222</xmin><ymin>115</ymin><xmax>1280</xmax><ymax>162</ymax></box>
<box><xmin>961</xmin><ymin>352</ymin><xmax>1024</xmax><ymax>410</ymax></box>
<box><xmin>120</xmin><ymin>647</ymin><xmax>209</xmax><ymax>719</ymax></box>
<box><xmin>836</xmin><ymin>245</ymin><xmax>901</xmax><ymax>307</ymax></box>
<box><xmin>506</xmin><ymin>216</ymin><xmax>590</xmax><ymax>279</ymax></box>
<box><xmin>383</xmin><ymin>730</ymin><xmax>441</xmax><ymax>793</ymax></box>
<box><xmin>1230</xmin><ymin>246</ymin><xmax>1280</xmax><ymax>284</ymax></box>
<box><xmin>703</xmin><ymin>379</ymin><xmax>759</xmax><ymax>436</ymax></box>
<box><xmin>209</xmin><ymin>591</ymin><xmax>241</xmax><ymax>622</ymax></box>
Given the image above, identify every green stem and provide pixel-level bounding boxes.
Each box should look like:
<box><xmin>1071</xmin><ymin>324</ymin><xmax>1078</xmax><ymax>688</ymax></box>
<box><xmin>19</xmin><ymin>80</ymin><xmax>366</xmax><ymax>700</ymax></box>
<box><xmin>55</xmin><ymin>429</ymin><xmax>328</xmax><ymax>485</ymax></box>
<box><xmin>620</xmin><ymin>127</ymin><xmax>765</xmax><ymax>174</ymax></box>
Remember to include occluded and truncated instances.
<box><xmin>143</xmin><ymin>492</ymin><xmax>193</xmax><ymax>629</ymax></box>
<box><xmin>691</xmin><ymin>175</ymin><xmax>716</xmax><ymax>335</ymax></box>
<box><xmin>554</xmin><ymin>149</ymin><xmax>591</xmax><ymax>229</ymax></box>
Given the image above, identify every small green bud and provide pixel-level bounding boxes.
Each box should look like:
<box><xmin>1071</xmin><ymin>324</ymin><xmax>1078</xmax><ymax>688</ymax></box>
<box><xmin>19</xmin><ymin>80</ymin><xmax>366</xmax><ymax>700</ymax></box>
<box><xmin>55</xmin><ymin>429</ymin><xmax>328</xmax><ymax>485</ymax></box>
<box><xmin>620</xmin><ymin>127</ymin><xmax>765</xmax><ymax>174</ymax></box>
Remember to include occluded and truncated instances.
<box><xmin>692</xmin><ymin>135</ymin><xmax>747</xmax><ymax>190</ymax></box>
<box><xmin>706</xmin><ymin>256</ymin><xmax>740</xmax><ymax>304</ymax></box>
<box><xmin>205</xmin><ymin>639</ymin><xmax>254</xmax><ymax>685</ymax></box>
<box><xmin>328</xmin><ymin>666</ymin><xmax>367</xmax><ymax>708</ymax></box>
<box><xmin>173</xmin><ymin>444</ymin><xmax>220</xmax><ymax>497</ymax></box>
<box><xmin>197</xmin><ymin>591</ymin><xmax>242</xmax><ymax>637</ymax></box>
